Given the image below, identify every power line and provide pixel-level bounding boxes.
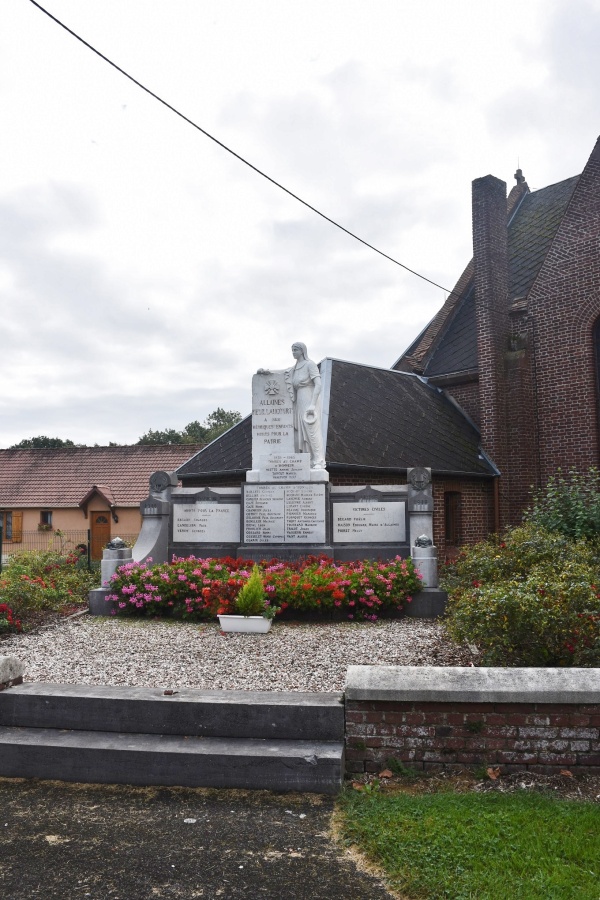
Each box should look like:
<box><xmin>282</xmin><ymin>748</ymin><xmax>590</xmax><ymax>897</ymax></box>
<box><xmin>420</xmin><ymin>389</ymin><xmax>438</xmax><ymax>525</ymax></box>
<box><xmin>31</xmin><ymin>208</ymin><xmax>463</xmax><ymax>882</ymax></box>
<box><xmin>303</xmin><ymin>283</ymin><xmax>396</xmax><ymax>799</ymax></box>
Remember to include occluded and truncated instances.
<box><xmin>29</xmin><ymin>0</ymin><xmax>457</xmax><ymax>296</ymax></box>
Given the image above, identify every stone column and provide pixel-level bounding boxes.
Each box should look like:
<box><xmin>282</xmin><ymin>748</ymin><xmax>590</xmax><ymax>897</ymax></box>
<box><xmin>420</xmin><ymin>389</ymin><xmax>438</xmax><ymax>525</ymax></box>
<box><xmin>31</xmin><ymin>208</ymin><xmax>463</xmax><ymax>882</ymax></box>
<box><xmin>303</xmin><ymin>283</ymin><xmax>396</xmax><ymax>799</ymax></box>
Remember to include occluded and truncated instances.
<box><xmin>88</xmin><ymin>537</ymin><xmax>133</xmax><ymax>616</ymax></box>
<box><xmin>406</xmin><ymin>467</ymin><xmax>445</xmax><ymax>617</ymax></box>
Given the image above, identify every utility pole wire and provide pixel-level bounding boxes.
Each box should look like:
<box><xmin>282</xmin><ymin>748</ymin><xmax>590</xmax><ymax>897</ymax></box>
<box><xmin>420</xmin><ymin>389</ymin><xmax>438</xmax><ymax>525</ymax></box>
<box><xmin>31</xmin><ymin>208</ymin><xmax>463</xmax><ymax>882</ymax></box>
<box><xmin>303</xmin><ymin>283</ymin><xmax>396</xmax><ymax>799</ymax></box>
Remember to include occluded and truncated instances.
<box><xmin>29</xmin><ymin>0</ymin><xmax>458</xmax><ymax>297</ymax></box>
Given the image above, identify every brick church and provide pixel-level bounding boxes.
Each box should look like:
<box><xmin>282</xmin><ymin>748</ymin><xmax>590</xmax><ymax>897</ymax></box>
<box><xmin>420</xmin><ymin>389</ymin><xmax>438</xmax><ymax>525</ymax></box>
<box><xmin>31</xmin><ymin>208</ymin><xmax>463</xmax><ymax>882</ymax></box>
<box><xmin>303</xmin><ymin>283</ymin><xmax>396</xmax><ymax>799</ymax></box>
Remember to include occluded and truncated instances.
<box><xmin>179</xmin><ymin>136</ymin><xmax>600</xmax><ymax>559</ymax></box>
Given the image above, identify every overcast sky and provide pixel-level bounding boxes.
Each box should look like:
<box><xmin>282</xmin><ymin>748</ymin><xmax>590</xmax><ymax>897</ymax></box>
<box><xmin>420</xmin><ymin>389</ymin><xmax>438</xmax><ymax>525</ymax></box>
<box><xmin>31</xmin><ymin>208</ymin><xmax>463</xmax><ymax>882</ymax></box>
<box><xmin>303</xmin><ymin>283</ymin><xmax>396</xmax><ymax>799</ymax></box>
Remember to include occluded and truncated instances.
<box><xmin>2</xmin><ymin>0</ymin><xmax>600</xmax><ymax>446</ymax></box>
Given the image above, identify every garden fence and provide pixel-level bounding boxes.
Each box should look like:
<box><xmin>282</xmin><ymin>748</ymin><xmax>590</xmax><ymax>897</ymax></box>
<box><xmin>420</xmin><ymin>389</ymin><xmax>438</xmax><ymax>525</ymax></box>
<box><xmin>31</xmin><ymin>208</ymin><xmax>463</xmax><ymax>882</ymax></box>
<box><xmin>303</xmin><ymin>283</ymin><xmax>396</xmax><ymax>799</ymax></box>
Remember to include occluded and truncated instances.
<box><xmin>0</xmin><ymin>530</ymin><xmax>138</xmax><ymax>567</ymax></box>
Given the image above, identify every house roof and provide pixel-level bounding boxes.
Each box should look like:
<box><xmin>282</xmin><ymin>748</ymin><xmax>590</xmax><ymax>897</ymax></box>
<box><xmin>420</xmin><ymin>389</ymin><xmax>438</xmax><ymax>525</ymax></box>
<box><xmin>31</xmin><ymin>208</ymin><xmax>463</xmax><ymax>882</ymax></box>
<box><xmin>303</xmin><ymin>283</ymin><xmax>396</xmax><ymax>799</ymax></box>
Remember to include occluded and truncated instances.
<box><xmin>0</xmin><ymin>445</ymin><xmax>204</xmax><ymax>508</ymax></box>
<box><xmin>178</xmin><ymin>359</ymin><xmax>496</xmax><ymax>479</ymax></box>
<box><xmin>394</xmin><ymin>175</ymin><xmax>580</xmax><ymax>378</ymax></box>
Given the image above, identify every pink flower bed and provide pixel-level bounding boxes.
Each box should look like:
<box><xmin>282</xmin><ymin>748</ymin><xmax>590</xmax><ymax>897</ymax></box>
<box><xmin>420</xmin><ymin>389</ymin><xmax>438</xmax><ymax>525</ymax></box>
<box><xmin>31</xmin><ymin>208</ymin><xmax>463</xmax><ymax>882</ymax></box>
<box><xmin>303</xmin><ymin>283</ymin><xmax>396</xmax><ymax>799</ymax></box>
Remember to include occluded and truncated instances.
<box><xmin>106</xmin><ymin>554</ymin><xmax>422</xmax><ymax>622</ymax></box>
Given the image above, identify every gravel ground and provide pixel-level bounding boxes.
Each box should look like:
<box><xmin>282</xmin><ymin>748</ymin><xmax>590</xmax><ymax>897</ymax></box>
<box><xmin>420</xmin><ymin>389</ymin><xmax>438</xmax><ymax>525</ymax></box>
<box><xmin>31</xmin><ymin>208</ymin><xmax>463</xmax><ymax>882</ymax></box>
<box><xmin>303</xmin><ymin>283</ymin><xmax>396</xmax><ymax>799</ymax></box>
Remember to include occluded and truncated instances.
<box><xmin>1</xmin><ymin>616</ymin><xmax>475</xmax><ymax>692</ymax></box>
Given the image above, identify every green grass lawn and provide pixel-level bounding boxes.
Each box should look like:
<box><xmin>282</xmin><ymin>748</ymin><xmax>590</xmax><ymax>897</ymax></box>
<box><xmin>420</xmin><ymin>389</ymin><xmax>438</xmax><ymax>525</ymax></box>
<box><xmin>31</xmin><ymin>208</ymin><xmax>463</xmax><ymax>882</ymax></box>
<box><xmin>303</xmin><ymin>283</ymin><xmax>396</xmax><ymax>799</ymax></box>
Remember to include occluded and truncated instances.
<box><xmin>338</xmin><ymin>788</ymin><xmax>600</xmax><ymax>900</ymax></box>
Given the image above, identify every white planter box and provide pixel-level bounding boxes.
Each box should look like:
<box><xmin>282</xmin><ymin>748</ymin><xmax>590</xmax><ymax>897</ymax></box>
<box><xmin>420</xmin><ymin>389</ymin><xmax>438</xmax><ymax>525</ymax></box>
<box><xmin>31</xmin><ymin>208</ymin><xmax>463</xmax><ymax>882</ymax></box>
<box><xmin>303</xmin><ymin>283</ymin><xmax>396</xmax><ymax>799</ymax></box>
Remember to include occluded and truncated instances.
<box><xmin>218</xmin><ymin>615</ymin><xmax>272</xmax><ymax>633</ymax></box>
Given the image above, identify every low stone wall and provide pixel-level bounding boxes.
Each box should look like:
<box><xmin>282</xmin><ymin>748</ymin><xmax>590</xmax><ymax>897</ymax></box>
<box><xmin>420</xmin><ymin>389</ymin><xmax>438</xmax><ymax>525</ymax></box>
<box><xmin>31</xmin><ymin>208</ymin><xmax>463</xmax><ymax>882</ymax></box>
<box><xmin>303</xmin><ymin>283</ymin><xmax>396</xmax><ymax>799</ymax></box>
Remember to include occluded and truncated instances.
<box><xmin>0</xmin><ymin>656</ymin><xmax>24</xmax><ymax>691</ymax></box>
<box><xmin>345</xmin><ymin>666</ymin><xmax>600</xmax><ymax>776</ymax></box>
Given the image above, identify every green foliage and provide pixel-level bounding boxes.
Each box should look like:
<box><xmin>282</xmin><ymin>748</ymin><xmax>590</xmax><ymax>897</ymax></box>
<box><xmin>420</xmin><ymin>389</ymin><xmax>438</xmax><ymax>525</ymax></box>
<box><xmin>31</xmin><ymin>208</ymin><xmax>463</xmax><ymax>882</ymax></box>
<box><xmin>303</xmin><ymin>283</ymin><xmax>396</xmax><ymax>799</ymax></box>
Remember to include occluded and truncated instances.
<box><xmin>443</xmin><ymin>525</ymin><xmax>600</xmax><ymax>666</ymax></box>
<box><xmin>234</xmin><ymin>565</ymin><xmax>269</xmax><ymax>617</ymax></box>
<box><xmin>136</xmin><ymin>427</ymin><xmax>185</xmax><ymax>445</ymax></box>
<box><xmin>136</xmin><ymin>409</ymin><xmax>242</xmax><ymax>446</ymax></box>
<box><xmin>525</xmin><ymin>467</ymin><xmax>600</xmax><ymax>539</ymax></box>
<box><xmin>385</xmin><ymin>757</ymin><xmax>417</xmax><ymax>778</ymax></box>
<box><xmin>0</xmin><ymin>550</ymin><xmax>97</xmax><ymax>616</ymax></box>
<box><xmin>338</xmin><ymin>788</ymin><xmax>600</xmax><ymax>899</ymax></box>
<box><xmin>9</xmin><ymin>436</ymin><xmax>78</xmax><ymax>449</ymax></box>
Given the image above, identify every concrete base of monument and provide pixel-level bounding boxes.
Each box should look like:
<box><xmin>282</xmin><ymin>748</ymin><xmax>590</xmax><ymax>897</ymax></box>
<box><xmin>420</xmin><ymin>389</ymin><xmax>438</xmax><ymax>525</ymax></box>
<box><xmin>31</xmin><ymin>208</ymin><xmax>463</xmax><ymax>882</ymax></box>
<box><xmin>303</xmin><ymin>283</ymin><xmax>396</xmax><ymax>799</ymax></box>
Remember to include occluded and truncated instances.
<box><xmin>333</xmin><ymin>544</ymin><xmax>410</xmax><ymax>563</ymax></box>
<box><xmin>169</xmin><ymin>543</ymin><xmax>240</xmax><ymax>562</ymax></box>
<box><xmin>237</xmin><ymin>544</ymin><xmax>334</xmax><ymax>562</ymax></box>
<box><xmin>404</xmin><ymin>589</ymin><xmax>448</xmax><ymax>619</ymax></box>
<box><xmin>88</xmin><ymin>588</ymin><xmax>119</xmax><ymax>617</ymax></box>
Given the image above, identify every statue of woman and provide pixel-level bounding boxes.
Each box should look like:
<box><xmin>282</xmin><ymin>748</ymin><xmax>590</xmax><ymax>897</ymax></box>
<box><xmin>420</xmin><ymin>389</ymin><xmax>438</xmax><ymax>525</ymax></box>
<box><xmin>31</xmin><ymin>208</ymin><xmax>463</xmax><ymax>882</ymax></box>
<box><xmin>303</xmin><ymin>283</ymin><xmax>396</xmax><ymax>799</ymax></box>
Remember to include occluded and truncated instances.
<box><xmin>287</xmin><ymin>342</ymin><xmax>326</xmax><ymax>469</ymax></box>
<box><xmin>258</xmin><ymin>342</ymin><xmax>326</xmax><ymax>469</ymax></box>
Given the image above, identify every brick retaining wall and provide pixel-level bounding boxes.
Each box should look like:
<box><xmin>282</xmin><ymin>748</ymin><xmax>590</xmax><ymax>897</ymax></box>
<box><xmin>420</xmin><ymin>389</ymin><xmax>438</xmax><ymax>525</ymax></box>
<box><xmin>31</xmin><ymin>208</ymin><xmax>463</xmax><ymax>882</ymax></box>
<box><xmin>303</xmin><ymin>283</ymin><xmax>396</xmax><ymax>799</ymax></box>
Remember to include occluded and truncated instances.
<box><xmin>345</xmin><ymin>666</ymin><xmax>600</xmax><ymax>776</ymax></box>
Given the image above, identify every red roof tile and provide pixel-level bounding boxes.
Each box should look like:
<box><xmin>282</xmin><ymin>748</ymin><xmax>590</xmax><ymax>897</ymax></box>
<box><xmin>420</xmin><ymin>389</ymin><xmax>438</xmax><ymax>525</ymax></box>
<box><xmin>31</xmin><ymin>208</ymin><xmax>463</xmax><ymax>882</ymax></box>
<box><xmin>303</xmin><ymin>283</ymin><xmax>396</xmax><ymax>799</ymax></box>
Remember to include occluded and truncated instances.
<box><xmin>0</xmin><ymin>446</ymin><xmax>204</xmax><ymax>508</ymax></box>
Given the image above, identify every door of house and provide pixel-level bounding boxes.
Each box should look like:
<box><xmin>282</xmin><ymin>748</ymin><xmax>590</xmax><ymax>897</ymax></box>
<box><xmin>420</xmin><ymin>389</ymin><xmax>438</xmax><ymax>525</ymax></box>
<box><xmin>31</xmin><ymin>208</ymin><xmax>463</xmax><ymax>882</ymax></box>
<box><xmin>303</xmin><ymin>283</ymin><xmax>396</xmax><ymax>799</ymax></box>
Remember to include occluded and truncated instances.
<box><xmin>90</xmin><ymin>512</ymin><xmax>111</xmax><ymax>560</ymax></box>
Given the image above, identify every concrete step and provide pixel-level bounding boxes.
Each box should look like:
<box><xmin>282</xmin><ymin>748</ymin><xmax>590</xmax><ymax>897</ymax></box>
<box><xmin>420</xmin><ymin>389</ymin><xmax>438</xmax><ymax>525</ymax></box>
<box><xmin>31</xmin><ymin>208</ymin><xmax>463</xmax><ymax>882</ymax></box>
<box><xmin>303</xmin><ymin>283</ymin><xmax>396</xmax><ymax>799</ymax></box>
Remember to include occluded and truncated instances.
<box><xmin>0</xmin><ymin>726</ymin><xmax>344</xmax><ymax>794</ymax></box>
<box><xmin>0</xmin><ymin>684</ymin><xmax>344</xmax><ymax>741</ymax></box>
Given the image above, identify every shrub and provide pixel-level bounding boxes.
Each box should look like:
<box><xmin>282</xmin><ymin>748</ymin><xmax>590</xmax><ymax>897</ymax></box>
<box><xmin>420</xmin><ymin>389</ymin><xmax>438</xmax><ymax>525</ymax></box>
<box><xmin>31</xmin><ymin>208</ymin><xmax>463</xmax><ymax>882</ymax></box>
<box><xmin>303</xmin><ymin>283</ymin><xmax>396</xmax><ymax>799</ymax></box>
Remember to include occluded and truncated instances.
<box><xmin>106</xmin><ymin>554</ymin><xmax>422</xmax><ymax>622</ymax></box>
<box><xmin>525</xmin><ymin>467</ymin><xmax>600</xmax><ymax>540</ymax></box>
<box><xmin>234</xmin><ymin>565</ymin><xmax>270</xmax><ymax>617</ymax></box>
<box><xmin>0</xmin><ymin>550</ymin><xmax>97</xmax><ymax>616</ymax></box>
<box><xmin>444</xmin><ymin>525</ymin><xmax>600</xmax><ymax>666</ymax></box>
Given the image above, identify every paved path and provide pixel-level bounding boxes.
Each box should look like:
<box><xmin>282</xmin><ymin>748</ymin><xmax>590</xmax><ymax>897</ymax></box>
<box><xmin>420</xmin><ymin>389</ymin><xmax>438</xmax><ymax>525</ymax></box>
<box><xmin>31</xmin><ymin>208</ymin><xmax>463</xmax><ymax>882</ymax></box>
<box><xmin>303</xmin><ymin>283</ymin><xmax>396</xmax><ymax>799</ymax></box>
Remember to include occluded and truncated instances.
<box><xmin>0</xmin><ymin>778</ymin><xmax>392</xmax><ymax>899</ymax></box>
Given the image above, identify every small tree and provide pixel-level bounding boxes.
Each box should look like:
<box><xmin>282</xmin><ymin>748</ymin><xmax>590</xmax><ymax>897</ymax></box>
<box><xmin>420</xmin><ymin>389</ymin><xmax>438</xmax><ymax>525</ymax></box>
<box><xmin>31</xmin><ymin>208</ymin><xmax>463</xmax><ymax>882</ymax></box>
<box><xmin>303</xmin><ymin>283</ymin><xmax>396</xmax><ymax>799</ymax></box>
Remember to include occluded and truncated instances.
<box><xmin>234</xmin><ymin>566</ymin><xmax>268</xmax><ymax>617</ymax></box>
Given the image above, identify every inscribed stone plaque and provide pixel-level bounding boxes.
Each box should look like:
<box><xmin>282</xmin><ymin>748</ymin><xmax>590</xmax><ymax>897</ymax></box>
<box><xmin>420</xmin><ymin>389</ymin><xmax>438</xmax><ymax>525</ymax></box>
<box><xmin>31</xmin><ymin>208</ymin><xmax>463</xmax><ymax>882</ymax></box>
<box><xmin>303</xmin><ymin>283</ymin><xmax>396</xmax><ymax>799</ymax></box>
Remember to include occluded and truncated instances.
<box><xmin>173</xmin><ymin>502</ymin><xmax>240</xmax><ymax>543</ymax></box>
<box><xmin>243</xmin><ymin>486</ymin><xmax>286</xmax><ymax>543</ymax></box>
<box><xmin>333</xmin><ymin>500</ymin><xmax>406</xmax><ymax>542</ymax></box>
<box><xmin>259</xmin><ymin>453</ymin><xmax>311</xmax><ymax>482</ymax></box>
<box><xmin>251</xmin><ymin>372</ymin><xmax>295</xmax><ymax>468</ymax></box>
<box><xmin>244</xmin><ymin>483</ymin><xmax>326</xmax><ymax>544</ymax></box>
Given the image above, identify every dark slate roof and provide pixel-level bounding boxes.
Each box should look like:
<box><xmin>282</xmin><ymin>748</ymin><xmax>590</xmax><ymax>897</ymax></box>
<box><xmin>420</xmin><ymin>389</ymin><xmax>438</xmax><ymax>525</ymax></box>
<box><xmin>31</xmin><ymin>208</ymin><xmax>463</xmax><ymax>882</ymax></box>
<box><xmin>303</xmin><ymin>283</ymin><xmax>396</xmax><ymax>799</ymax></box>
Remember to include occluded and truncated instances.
<box><xmin>509</xmin><ymin>175</ymin><xmax>579</xmax><ymax>298</ymax></box>
<box><xmin>424</xmin><ymin>287</ymin><xmax>476</xmax><ymax>377</ymax></box>
<box><xmin>178</xmin><ymin>359</ymin><xmax>496</xmax><ymax>479</ymax></box>
<box><xmin>397</xmin><ymin>175</ymin><xmax>580</xmax><ymax>378</ymax></box>
<box><xmin>325</xmin><ymin>360</ymin><xmax>493</xmax><ymax>474</ymax></box>
<box><xmin>0</xmin><ymin>445</ymin><xmax>204</xmax><ymax>508</ymax></box>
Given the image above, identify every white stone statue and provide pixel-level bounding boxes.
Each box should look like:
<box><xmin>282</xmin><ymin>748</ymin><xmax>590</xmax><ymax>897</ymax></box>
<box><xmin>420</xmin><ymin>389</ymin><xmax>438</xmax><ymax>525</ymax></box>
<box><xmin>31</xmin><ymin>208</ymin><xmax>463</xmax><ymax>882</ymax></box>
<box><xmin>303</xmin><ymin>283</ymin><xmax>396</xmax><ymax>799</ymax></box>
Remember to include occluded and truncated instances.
<box><xmin>257</xmin><ymin>342</ymin><xmax>326</xmax><ymax>469</ymax></box>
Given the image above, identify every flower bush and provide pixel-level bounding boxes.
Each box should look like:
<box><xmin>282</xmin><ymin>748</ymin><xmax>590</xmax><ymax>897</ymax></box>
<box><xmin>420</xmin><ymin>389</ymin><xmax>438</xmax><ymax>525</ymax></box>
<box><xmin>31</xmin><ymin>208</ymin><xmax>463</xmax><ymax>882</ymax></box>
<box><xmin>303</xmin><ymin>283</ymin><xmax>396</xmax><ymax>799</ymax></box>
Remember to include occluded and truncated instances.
<box><xmin>0</xmin><ymin>550</ymin><xmax>97</xmax><ymax>616</ymax></box>
<box><xmin>106</xmin><ymin>554</ymin><xmax>422</xmax><ymax>622</ymax></box>
<box><xmin>443</xmin><ymin>524</ymin><xmax>600</xmax><ymax>666</ymax></box>
<box><xmin>0</xmin><ymin>603</ymin><xmax>22</xmax><ymax>635</ymax></box>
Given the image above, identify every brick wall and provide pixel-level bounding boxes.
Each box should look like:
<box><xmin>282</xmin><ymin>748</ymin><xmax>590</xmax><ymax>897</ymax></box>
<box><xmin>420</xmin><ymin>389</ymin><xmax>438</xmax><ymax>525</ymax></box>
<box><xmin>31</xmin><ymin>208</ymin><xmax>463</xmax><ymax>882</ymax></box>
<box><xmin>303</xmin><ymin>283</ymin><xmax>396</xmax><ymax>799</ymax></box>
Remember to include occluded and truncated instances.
<box><xmin>345</xmin><ymin>699</ymin><xmax>600</xmax><ymax>775</ymax></box>
<box><xmin>472</xmin><ymin>174</ymin><xmax>511</xmax><ymax>527</ymax></box>
<box><xmin>503</xmin><ymin>306</ymin><xmax>540</xmax><ymax>523</ymax></box>
<box><xmin>432</xmin><ymin>476</ymin><xmax>495</xmax><ymax>560</ymax></box>
<box><xmin>445</xmin><ymin>380</ymin><xmax>481</xmax><ymax>428</ymax></box>
<box><xmin>527</xmin><ymin>136</ymin><xmax>600</xmax><ymax>484</ymax></box>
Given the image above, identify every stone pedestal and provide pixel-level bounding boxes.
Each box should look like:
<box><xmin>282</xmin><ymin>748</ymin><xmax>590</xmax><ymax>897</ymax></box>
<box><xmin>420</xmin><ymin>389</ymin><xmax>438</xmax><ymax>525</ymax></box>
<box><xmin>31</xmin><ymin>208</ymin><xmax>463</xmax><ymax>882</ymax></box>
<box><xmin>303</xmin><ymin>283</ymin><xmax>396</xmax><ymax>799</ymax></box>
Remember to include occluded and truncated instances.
<box><xmin>89</xmin><ymin>539</ymin><xmax>133</xmax><ymax>617</ymax></box>
<box><xmin>411</xmin><ymin>545</ymin><xmax>438</xmax><ymax>588</ymax></box>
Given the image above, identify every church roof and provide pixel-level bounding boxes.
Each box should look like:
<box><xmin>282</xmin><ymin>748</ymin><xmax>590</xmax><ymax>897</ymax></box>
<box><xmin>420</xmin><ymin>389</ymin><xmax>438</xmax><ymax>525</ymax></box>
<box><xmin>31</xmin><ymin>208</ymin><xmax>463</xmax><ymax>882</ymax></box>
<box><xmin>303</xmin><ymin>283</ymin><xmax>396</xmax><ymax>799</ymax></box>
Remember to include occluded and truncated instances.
<box><xmin>177</xmin><ymin>358</ymin><xmax>496</xmax><ymax>479</ymax></box>
<box><xmin>395</xmin><ymin>175</ymin><xmax>580</xmax><ymax>378</ymax></box>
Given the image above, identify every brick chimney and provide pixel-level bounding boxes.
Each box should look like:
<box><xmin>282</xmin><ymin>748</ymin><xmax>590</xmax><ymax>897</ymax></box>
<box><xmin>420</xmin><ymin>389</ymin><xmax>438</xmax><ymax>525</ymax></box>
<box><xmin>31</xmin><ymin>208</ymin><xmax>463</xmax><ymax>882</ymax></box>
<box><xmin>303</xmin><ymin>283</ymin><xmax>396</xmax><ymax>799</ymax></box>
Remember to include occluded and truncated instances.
<box><xmin>472</xmin><ymin>174</ymin><xmax>510</xmax><ymax>527</ymax></box>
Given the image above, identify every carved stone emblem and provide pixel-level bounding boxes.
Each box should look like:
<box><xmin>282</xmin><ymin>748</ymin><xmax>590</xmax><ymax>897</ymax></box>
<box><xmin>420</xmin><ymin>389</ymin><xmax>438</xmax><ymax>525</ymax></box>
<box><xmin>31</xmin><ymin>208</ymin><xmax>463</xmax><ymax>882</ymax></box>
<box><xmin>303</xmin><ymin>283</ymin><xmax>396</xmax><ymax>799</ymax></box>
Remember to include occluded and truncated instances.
<box><xmin>408</xmin><ymin>467</ymin><xmax>431</xmax><ymax>491</ymax></box>
<box><xmin>149</xmin><ymin>471</ymin><xmax>171</xmax><ymax>493</ymax></box>
<box><xmin>264</xmin><ymin>379</ymin><xmax>280</xmax><ymax>396</ymax></box>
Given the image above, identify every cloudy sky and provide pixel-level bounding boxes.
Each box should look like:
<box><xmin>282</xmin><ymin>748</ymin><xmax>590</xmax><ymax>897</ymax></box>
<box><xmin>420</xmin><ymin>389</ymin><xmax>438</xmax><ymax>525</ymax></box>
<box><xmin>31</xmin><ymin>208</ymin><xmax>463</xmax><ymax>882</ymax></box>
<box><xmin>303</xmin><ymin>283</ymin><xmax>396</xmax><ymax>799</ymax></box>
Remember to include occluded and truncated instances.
<box><xmin>2</xmin><ymin>0</ymin><xmax>600</xmax><ymax>446</ymax></box>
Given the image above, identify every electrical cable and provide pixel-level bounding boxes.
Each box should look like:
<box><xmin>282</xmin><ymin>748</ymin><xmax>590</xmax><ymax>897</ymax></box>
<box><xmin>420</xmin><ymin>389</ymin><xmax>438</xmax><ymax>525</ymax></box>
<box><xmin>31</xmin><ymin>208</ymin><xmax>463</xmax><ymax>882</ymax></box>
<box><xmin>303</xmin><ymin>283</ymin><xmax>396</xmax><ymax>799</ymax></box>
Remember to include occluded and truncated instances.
<box><xmin>28</xmin><ymin>0</ymin><xmax>458</xmax><ymax>296</ymax></box>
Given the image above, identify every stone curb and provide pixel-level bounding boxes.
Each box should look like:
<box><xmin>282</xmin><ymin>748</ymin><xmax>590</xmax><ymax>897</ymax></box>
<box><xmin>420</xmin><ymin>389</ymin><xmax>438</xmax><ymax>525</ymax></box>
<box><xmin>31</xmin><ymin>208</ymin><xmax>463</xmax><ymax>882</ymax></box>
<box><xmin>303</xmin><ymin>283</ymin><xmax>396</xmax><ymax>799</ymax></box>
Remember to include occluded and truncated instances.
<box><xmin>345</xmin><ymin>665</ymin><xmax>600</xmax><ymax>704</ymax></box>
